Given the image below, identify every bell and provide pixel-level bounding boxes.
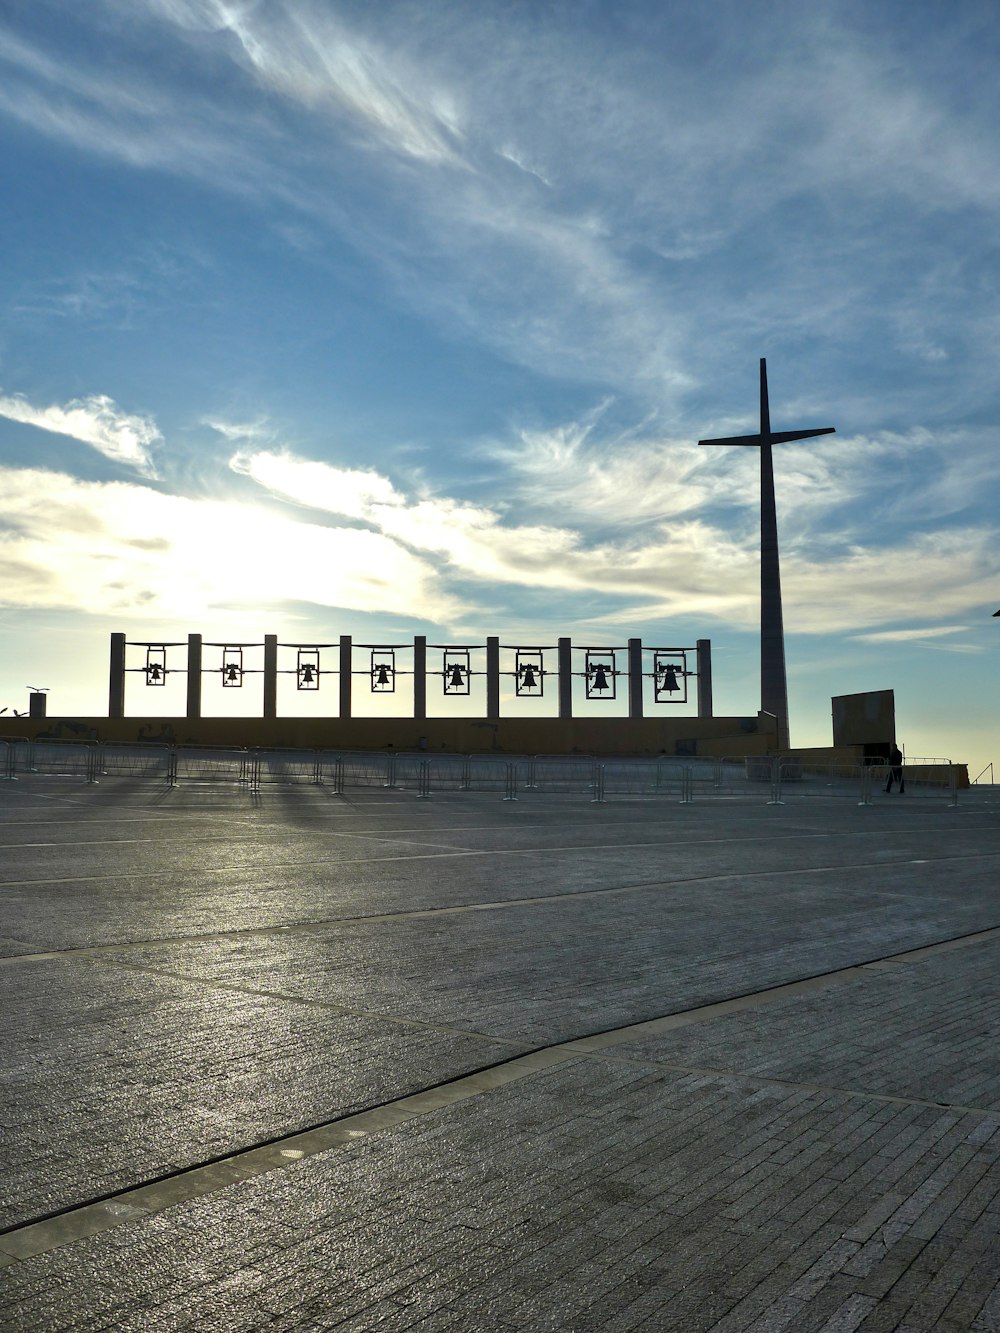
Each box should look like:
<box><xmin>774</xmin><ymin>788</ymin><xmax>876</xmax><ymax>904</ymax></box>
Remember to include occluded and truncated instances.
<box><xmin>521</xmin><ymin>664</ymin><xmax>538</xmax><ymax>689</ymax></box>
<box><xmin>448</xmin><ymin>664</ymin><xmax>465</xmax><ymax>688</ymax></box>
<box><xmin>225</xmin><ymin>664</ymin><xmax>240</xmax><ymax>683</ymax></box>
<box><xmin>374</xmin><ymin>664</ymin><xmax>391</xmax><ymax>687</ymax></box>
<box><xmin>147</xmin><ymin>664</ymin><xmax>162</xmax><ymax>683</ymax></box>
<box><xmin>300</xmin><ymin>664</ymin><xmax>315</xmax><ymax>684</ymax></box>
<box><xmin>660</xmin><ymin>666</ymin><xmax>680</xmax><ymax>693</ymax></box>
<box><xmin>592</xmin><ymin>663</ymin><xmax>610</xmax><ymax>691</ymax></box>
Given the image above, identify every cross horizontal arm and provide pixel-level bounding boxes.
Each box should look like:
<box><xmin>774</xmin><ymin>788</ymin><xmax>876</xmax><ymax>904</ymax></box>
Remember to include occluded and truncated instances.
<box><xmin>698</xmin><ymin>426</ymin><xmax>835</xmax><ymax>447</ymax></box>
<box><xmin>698</xmin><ymin>434</ymin><xmax>761</xmax><ymax>446</ymax></box>
<box><xmin>770</xmin><ymin>427</ymin><xmax>836</xmax><ymax>444</ymax></box>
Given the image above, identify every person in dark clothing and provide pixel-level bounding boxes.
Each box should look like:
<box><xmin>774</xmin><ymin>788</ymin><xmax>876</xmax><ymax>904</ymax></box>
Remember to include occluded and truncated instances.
<box><xmin>885</xmin><ymin>742</ymin><xmax>905</xmax><ymax>793</ymax></box>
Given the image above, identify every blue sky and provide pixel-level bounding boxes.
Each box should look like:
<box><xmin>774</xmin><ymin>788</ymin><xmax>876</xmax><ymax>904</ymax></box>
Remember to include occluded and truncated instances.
<box><xmin>0</xmin><ymin>0</ymin><xmax>997</xmax><ymax>772</ymax></box>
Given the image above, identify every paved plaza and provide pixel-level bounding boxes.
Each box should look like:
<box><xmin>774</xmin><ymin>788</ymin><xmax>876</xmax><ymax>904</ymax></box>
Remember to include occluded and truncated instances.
<box><xmin>0</xmin><ymin>771</ymin><xmax>998</xmax><ymax>1330</ymax></box>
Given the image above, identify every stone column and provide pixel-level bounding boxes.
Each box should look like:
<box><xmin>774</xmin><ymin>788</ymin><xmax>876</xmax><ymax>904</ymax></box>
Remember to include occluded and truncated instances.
<box><xmin>486</xmin><ymin>637</ymin><xmax>500</xmax><ymax>720</ymax></box>
<box><xmin>339</xmin><ymin>635</ymin><xmax>352</xmax><ymax>720</ymax></box>
<box><xmin>696</xmin><ymin>639</ymin><xmax>713</xmax><ymax>718</ymax></box>
<box><xmin>263</xmin><ymin>635</ymin><xmax>277</xmax><ymax>719</ymax></box>
<box><xmin>186</xmin><ymin>634</ymin><xmax>202</xmax><ymax>720</ymax></box>
<box><xmin>628</xmin><ymin>639</ymin><xmax>643</xmax><ymax>719</ymax></box>
<box><xmin>413</xmin><ymin>636</ymin><xmax>427</xmax><ymax>720</ymax></box>
<box><xmin>109</xmin><ymin>633</ymin><xmax>126</xmax><ymax>719</ymax></box>
<box><xmin>558</xmin><ymin>638</ymin><xmax>573</xmax><ymax>720</ymax></box>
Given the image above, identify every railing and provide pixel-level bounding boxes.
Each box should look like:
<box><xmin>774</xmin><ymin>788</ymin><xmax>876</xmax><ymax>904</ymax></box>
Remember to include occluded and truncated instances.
<box><xmin>0</xmin><ymin>740</ymin><xmax>967</xmax><ymax>806</ymax></box>
<box><xmin>973</xmin><ymin>763</ymin><xmax>994</xmax><ymax>785</ymax></box>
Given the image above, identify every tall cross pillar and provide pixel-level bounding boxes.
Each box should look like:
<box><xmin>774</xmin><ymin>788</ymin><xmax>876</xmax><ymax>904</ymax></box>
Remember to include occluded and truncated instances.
<box><xmin>699</xmin><ymin>360</ymin><xmax>834</xmax><ymax>752</ymax></box>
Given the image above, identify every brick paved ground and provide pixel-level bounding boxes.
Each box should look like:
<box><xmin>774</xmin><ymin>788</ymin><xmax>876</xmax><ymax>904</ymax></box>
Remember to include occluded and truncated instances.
<box><xmin>0</xmin><ymin>775</ymin><xmax>998</xmax><ymax>1330</ymax></box>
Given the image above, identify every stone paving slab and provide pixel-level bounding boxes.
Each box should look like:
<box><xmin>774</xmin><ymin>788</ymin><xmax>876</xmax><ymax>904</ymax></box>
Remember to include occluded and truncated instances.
<box><xmin>0</xmin><ymin>957</ymin><xmax>524</xmax><ymax>1230</ymax></box>
<box><xmin>0</xmin><ymin>781</ymin><xmax>998</xmax><ymax>1329</ymax></box>
<box><xmin>106</xmin><ymin>865</ymin><xmax>1000</xmax><ymax>1045</ymax></box>
<box><xmin>615</xmin><ymin>938</ymin><xmax>1000</xmax><ymax>1113</ymax></box>
<box><xmin>1</xmin><ymin>1059</ymin><xmax>997</xmax><ymax>1330</ymax></box>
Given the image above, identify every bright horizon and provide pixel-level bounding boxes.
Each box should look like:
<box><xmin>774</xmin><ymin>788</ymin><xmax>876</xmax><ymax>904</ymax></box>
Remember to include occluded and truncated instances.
<box><xmin>1</xmin><ymin>2</ymin><xmax>997</xmax><ymax>776</ymax></box>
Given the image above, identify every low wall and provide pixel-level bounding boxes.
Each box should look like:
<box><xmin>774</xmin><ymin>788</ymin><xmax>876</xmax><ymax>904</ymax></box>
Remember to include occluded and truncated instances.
<box><xmin>0</xmin><ymin>713</ymin><xmax>778</xmax><ymax>758</ymax></box>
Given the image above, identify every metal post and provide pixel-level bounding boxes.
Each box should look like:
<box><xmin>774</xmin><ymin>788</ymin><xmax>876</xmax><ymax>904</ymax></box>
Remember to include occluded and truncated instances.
<box><xmin>166</xmin><ymin>748</ymin><xmax>178</xmax><ymax>787</ymax></box>
<box><xmin>486</xmin><ymin>636</ymin><xmax>500</xmax><ymax>720</ymax></box>
<box><xmin>461</xmin><ymin>755</ymin><xmax>471</xmax><ymax>790</ymax></box>
<box><xmin>186</xmin><ymin>634</ymin><xmax>202</xmax><ymax>720</ymax></box>
<box><xmin>628</xmin><ymin>638</ymin><xmax>643</xmax><ymax>720</ymax></box>
<box><xmin>680</xmin><ymin>766</ymin><xmax>694</xmax><ymax>804</ymax></box>
<box><xmin>503</xmin><ymin>762</ymin><xmax>518</xmax><ymax>801</ymax></box>
<box><xmin>339</xmin><ymin>635</ymin><xmax>352</xmax><ymax>720</ymax></box>
<box><xmin>263</xmin><ymin>634</ymin><xmax>278</xmax><ymax>719</ymax></box>
<box><xmin>767</xmin><ymin>756</ymin><xmax>785</xmax><ymax>805</ymax></box>
<box><xmin>591</xmin><ymin>763</ymin><xmax>605</xmax><ymax>803</ymax></box>
<box><xmin>413</xmin><ymin>635</ymin><xmax>427</xmax><ymax>721</ymax></box>
<box><xmin>417</xmin><ymin>758</ymin><xmax>431</xmax><ymax>799</ymax></box>
<box><xmin>109</xmin><ymin>633</ymin><xmax>126</xmax><ymax>719</ymax></box>
<box><xmin>333</xmin><ymin>757</ymin><xmax>345</xmax><ymax>796</ymax></box>
<box><xmin>696</xmin><ymin>640</ymin><xmax>713</xmax><ymax>719</ymax></box>
<box><xmin>949</xmin><ymin>765</ymin><xmax>959</xmax><ymax>808</ymax></box>
<box><xmin>858</xmin><ymin>764</ymin><xmax>873</xmax><ymax>807</ymax></box>
<box><xmin>558</xmin><ymin>637</ymin><xmax>573</xmax><ymax>720</ymax></box>
<box><xmin>384</xmin><ymin>754</ymin><xmax>397</xmax><ymax>788</ymax></box>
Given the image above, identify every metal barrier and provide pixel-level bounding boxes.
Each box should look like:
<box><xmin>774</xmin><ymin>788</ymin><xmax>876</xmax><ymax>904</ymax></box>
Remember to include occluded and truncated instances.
<box><xmin>0</xmin><ymin>740</ymin><xmax>966</xmax><ymax>807</ymax></box>
<box><xmin>1</xmin><ymin>741</ymin><xmax>18</xmax><ymax>780</ymax></box>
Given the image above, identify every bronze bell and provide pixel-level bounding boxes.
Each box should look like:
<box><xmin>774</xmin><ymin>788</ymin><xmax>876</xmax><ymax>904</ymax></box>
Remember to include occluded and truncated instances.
<box><xmin>448</xmin><ymin>664</ymin><xmax>465</xmax><ymax>688</ymax></box>
<box><xmin>521</xmin><ymin>664</ymin><xmax>538</xmax><ymax>689</ymax></box>
<box><xmin>592</xmin><ymin>663</ymin><xmax>610</xmax><ymax>691</ymax></box>
<box><xmin>661</xmin><ymin>666</ymin><xmax>680</xmax><ymax>692</ymax></box>
<box><xmin>148</xmin><ymin>664</ymin><xmax>162</xmax><ymax>682</ymax></box>
<box><xmin>374</xmin><ymin>664</ymin><xmax>391</xmax><ymax>687</ymax></box>
<box><xmin>300</xmin><ymin>664</ymin><xmax>315</xmax><ymax>684</ymax></box>
<box><xmin>225</xmin><ymin>664</ymin><xmax>240</xmax><ymax>683</ymax></box>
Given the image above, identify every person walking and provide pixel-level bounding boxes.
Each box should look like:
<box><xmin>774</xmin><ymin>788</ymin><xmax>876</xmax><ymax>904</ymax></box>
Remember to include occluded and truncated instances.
<box><xmin>885</xmin><ymin>742</ymin><xmax>905</xmax><ymax>793</ymax></box>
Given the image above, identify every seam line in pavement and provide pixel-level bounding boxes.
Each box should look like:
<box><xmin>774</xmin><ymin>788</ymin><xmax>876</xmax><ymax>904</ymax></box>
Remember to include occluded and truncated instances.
<box><xmin>2</xmin><ymin>851</ymin><xmax>998</xmax><ymax>966</ymax></box>
<box><xmin>2</xmin><ymin>844</ymin><xmax>997</xmax><ymax>892</ymax></box>
<box><xmin>1</xmin><ymin>922</ymin><xmax>997</xmax><ymax>1263</ymax></box>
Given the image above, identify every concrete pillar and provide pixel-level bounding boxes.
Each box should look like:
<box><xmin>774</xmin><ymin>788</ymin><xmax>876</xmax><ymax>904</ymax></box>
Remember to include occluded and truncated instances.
<box><xmin>558</xmin><ymin>638</ymin><xmax>573</xmax><ymax>720</ymax></box>
<box><xmin>109</xmin><ymin>633</ymin><xmax>126</xmax><ymax>719</ymax></box>
<box><xmin>339</xmin><ymin>635</ymin><xmax>352</xmax><ymax>720</ymax></box>
<box><xmin>486</xmin><ymin>637</ymin><xmax>500</xmax><ymax>720</ymax></box>
<box><xmin>628</xmin><ymin>638</ymin><xmax>644</xmax><ymax>719</ymax></box>
<box><xmin>186</xmin><ymin>634</ymin><xmax>202</xmax><ymax>720</ymax></box>
<box><xmin>696</xmin><ymin>639</ymin><xmax>713</xmax><ymax>718</ymax></box>
<box><xmin>413</xmin><ymin>635</ymin><xmax>427</xmax><ymax>720</ymax></box>
<box><xmin>263</xmin><ymin>635</ymin><xmax>277</xmax><ymax>719</ymax></box>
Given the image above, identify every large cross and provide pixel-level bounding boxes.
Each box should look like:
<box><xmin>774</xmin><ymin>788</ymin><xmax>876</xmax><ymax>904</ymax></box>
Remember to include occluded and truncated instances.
<box><xmin>699</xmin><ymin>359</ymin><xmax>835</xmax><ymax>752</ymax></box>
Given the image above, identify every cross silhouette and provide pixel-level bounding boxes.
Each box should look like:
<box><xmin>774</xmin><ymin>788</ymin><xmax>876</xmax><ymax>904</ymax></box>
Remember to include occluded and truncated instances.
<box><xmin>699</xmin><ymin>359</ymin><xmax>835</xmax><ymax>751</ymax></box>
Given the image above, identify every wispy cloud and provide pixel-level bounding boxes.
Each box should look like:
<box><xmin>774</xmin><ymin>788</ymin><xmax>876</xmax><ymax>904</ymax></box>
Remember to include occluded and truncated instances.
<box><xmin>852</xmin><ymin>625</ymin><xmax>969</xmax><ymax>644</ymax></box>
<box><xmin>0</xmin><ymin>392</ymin><xmax>161</xmax><ymax>476</ymax></box>
<box><xmin>0</xmin><ymin>466</ymin><xmax>462</xmax><ymax>623</ymax></box>
<box><xmin>230</xmin><ymin>447</ymin><xmax>1000</xmax><ymax>636</ymax></box>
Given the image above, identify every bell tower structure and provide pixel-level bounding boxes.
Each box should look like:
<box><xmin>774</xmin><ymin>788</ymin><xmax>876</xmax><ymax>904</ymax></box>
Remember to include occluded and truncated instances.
<box><xmin>699</xmin><ymin>359</ymin><xmax>835</xmax><ymax>751</ymax></box>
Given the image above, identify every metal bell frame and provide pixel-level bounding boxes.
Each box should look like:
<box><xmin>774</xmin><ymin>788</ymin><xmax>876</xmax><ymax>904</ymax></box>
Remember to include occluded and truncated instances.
<box><xmin>514</xmin><ymin>649</ymin><xmax>544</xmax><ymax>697</ymax></box>
<box><xmin>584</xmin><ymin>649</ymin><xmax>617</xmax><ymax>700</ymax></box>
<box><xmin>653</xmin><ymin>650</ymin><xmax>689</xmax><ymax>705</ymax></box>
<box><xmin>145</xmin><ymin>646</ymin><xmax>167</xmax><ymax>686</ymax></box>
<box><xmin>443</xmin><ymin>648</ymin><xmax>471</xmax><ymax>696</ymax></box>
<box><xmin>370</xmin><ymin>649</ymin><xmax>396</xmax><ymax>693</ymax></box>
<box><xmin>222</xmin><ymin>646</ymin><xmax>244</xmax><ymax>688</ymax></box>
<box><xmin>296</xmin><ymin>647</ymin><xmax>320</xmax><ymax>691</ymax></box>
